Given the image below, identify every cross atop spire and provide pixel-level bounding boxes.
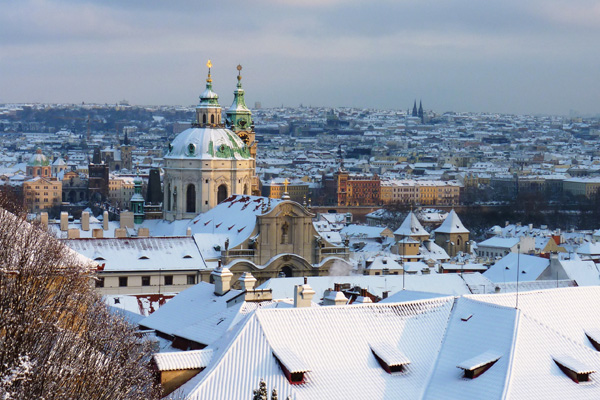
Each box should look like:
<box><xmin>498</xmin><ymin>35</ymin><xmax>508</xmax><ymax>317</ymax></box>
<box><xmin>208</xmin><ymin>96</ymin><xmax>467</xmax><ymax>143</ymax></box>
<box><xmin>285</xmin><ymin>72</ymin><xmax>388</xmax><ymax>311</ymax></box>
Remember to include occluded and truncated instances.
<box><xmin>206</xmin><ymin>60</ymin><xmax>213</xmax><ymax>83</ymax></box>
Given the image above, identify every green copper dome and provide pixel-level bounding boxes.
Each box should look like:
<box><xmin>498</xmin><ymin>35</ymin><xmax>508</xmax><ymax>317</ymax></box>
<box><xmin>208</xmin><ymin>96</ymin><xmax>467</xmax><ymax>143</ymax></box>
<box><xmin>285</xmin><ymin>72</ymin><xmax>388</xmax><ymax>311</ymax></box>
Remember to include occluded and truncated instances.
<box><xmin>27</xmin><ymin>149</ymin><xmax>50</xmax><ymax>167</ymax></box>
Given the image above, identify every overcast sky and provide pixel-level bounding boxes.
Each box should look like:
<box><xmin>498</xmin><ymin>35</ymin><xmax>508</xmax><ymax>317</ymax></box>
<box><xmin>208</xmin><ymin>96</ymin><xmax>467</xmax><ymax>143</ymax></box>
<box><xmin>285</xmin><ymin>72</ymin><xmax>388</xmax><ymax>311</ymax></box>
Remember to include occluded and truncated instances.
<box><xmin>1</xmin><ymin>0</ymin><xmax>599</xmax><ymax>115</ymax></box>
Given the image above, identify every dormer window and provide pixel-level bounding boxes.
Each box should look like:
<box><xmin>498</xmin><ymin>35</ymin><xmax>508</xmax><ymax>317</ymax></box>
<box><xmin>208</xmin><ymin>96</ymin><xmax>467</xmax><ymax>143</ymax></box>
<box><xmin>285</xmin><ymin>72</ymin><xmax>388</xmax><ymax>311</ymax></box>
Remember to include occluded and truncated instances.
<box><xmin>457</xmin><ymin>351</ymin><xmax>501</xmax><ymax>379</ymax></box>
<box><xmin>585</xmin><ymin>330</ymin><xmax>600</xmax><ymax>351</ymax></box>
<box><xmin>553</xmin><ymin>354</ymin><xmax>596</xmax><ymax>383</ymax></box>
<box><xmin>139</xmin><ymin>256</ymin><xmax>149</xmax><ymax>260</ymax></box>
<box><xmin>183</xmin><ymin>255</ymin><xmax>193</xmax><ymax>259</ymax></box>
<box><xmin>273</xmin><ymin>349</ymin><xmax>310</xmax><ymax>385</ymax></box>
<box><xmin>370</xmin><ymin>342</ymin><xmax>410</xmax><ymax>374</ymax></box>
<box><xmin>94</xmin><ymin>256</ymin><xmax>105</xmax><ymax>261</ymax></box>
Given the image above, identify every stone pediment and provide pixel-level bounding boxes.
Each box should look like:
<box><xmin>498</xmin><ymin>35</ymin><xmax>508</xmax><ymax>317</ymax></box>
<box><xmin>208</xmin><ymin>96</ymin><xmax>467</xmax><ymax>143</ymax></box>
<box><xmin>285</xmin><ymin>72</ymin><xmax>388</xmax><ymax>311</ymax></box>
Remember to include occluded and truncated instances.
<box><xmin>261</xmin><ymin>201</ymin><xmax>314</xmax><ymax>219</ymax></box>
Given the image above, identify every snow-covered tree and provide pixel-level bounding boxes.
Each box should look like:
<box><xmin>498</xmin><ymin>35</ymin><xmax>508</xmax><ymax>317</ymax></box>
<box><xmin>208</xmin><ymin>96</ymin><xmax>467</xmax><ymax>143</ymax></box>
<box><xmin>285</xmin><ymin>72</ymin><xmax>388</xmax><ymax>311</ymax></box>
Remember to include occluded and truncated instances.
<box><xmin>0</xmin><ymin>195</ymin><xmax>160</xmax><ymax>400</ymax></box>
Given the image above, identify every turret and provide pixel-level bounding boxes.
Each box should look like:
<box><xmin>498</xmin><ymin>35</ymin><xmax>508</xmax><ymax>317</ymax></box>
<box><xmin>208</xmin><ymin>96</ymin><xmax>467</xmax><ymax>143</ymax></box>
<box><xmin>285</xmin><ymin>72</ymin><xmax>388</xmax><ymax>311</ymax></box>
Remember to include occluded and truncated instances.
<box><xmin>194</xmin><ymin>60</ymin><xmax>222</xmax><ymax>127</ymax></box>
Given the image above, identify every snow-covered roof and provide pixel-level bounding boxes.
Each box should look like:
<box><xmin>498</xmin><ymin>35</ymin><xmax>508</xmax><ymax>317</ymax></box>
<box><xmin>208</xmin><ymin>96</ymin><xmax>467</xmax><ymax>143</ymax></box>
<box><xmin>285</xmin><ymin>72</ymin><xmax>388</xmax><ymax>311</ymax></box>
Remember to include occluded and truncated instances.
<box><xmin>258</xmin><ymin>274</ymin><xmax>471</xmax><ymax>300</ymax></box>
<box><xmin>139</xmin><ymin>282</ymin><xmax>241</xmax><ymax>336</ymax></box>
<box><xmin>394</xmin><ymin>212</ymin><xmax>429</xmax><ymax>237</ymax></box>
<box><xmin>190</xmin><ymin>195</ymin><xmax>282</xmax><ymax>248</ymax></box>
<box><xmin>154</xmin><ymin>349</ymin><xmax>213</xmax><ymax>371</ymax></box>
<box><xmin>478</xmin><ymin>237</ymin><xmax>520</xmax><ymax>249</ymax></box>
<box><xmin>434</xmin><ymin>210</ymin><xmax>469</xmax><ymax>234</ymax></box>
<box><xmin>178</xmin><ymin>287</ymin><xmax>600</xmax><ymax>399</ymax></box>
<box><xmin>63</xmin><ymin>237</ymin><xmax>206</xmax><ymax>272</ymax></box>
<box><xmin>483</xmin><ymin>253</ymin><xmax>549</xmax><ymax>283</ymax></box>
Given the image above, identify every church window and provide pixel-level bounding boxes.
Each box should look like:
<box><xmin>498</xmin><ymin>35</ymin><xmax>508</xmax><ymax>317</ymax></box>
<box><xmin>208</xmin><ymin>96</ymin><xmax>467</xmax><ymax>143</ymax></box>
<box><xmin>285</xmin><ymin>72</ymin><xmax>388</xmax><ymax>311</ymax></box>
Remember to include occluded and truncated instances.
<box><xmin>167</xmin><ymin>185</ymin><xmax>171</xmax><ymax>211</ymax></box>
<box><xmin>202</xmin><ymin>114</ymin><xmax>207</xmax><ymax>124</ymax></box>
<box><xmin>217</xmin><ymin>184</ymin><xmax>228</xmax><ymax>204</ymax></box>
<box><xmin>243</xmin><ymin>184</ymin><xmax>248</xmax><ymax>195</ymax></box>
<box><xmin>211</xmin><ymin>115</ymin><xmax>215</xmax><ymax>124</ymax></box>
<box><xmin>186</xmin><ymin>184</ymin><xmax>196</xmax><ymax>213</ymax></box>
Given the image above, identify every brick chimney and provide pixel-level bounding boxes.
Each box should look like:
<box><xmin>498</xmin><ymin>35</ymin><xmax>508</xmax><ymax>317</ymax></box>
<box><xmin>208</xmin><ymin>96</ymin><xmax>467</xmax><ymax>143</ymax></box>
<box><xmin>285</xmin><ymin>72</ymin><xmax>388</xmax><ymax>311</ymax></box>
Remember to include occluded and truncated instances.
<box><xmin>81</xmin><ymin>211</ymin><xmax>90</xmax><ymax>231</ymax></box>
<box><xmin>238</xmin><ymin>272</ymin><xmax>257</xmax><ymax>292</ymax></box>
<box><xmin>294</xmin><ymin>277</ymin><xmax>316</xmax><ymax>308</ymax></box>
<box><xmin>211</xmin><ymin>261</ymin><xmax>233</xmax><ymax>296</ymax></box>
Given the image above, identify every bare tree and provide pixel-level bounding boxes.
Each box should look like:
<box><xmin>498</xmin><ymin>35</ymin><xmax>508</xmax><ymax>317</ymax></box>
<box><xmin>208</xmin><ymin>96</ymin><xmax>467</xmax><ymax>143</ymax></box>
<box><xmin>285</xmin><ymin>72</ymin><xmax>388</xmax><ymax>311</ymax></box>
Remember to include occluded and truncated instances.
<box><xmin>0</xmin><ymin>196</ymin><xmax>161</xmax><ymax>400</ymax></box>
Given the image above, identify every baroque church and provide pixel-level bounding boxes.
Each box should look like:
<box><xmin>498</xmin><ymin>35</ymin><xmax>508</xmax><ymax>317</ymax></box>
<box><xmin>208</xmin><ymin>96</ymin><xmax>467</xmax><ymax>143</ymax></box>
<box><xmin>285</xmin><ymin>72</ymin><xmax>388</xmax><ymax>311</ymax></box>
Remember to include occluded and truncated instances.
<box><xmin>163</xmin><ymin>62</ymin><xmax>259</xmax><ymax>221</ymax></box>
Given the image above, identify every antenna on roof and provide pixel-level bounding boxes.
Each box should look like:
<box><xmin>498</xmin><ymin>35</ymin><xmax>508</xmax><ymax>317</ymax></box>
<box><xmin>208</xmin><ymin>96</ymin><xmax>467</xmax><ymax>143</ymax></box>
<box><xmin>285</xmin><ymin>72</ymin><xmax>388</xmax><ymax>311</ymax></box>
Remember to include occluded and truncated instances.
<box><xmin>515</xmin><ymin>244</ymin><xmax>520</xmax><ymax>309</ymax></box>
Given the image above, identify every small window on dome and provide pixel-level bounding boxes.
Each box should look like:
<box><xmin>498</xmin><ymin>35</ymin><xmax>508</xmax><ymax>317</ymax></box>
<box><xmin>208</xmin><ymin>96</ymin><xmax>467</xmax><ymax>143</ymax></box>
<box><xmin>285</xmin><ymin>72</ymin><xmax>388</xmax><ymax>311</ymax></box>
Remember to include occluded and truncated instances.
<box><xmin>188</xmin><ymin>143</ymin><xmax>196</xmax><ymax>155</ymax></box>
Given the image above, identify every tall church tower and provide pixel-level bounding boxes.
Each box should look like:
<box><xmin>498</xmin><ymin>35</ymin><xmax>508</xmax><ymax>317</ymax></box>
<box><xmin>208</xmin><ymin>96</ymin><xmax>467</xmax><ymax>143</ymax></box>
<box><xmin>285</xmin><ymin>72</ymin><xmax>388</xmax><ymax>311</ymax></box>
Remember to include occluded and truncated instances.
<box><xmin>226</xmin><ymin>65</ymin><xmax>259</xmax><ymax>195</ymax></box>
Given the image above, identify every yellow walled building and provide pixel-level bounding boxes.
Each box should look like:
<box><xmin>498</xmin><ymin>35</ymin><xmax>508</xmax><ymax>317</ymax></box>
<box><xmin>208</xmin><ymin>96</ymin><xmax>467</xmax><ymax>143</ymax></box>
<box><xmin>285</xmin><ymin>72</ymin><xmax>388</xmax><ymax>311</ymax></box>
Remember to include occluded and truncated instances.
<box><xmin>23</xmin><ymin>177</ymin><xmax>62</xmax><ymax>213</ymax></box>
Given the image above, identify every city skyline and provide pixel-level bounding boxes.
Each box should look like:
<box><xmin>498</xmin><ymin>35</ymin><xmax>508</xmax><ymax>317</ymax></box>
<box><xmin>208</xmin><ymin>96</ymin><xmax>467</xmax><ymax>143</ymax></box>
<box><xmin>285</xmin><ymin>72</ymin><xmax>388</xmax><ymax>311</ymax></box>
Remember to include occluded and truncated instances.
<box><xmin>1</xmin><ymin>0</ymin><xmax>599</xmax><ymax>116</ymax></box>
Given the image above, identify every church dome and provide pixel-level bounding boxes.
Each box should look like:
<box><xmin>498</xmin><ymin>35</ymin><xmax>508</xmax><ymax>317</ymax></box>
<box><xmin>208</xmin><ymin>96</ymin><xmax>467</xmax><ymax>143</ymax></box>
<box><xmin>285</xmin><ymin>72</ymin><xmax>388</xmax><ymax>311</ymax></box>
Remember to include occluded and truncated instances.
<box><xmin>165</xmin><ymin>127</ymin><xmax>251</xmax><ymax>161</ymax></box>
<box><xmin>28</xmin><ymin>149</ymin><xmax>49</xmax><ymax>166</ymax></box>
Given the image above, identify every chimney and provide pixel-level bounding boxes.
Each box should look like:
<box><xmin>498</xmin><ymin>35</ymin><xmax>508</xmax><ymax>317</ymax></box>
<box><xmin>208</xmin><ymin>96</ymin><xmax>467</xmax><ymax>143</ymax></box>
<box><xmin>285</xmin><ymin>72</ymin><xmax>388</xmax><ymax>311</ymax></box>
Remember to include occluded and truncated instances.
<box><xmin>81</xmin><ymin>211</ymin><xmax>90</xmax><ymax>231</ymax></box>
<box><xmin>186</xmin><ymin>227</ymin><xmax>192</xmax><ymax>237</ymax></box>
<box><xmin>120</xmin><ymin>211</ymin><xmax>134</xmax><ymax>229</ymax></box>
<box><xmin>294</xmin><ymin>277</ymin><xmax>316</xmax><ymax>308</ymax></box>
<box><xmin>211</xmin><ymin>262</ymin><xmax>233</xmax><ymax>296</ymax></box>
<box><xmin>114</xmin><ymin>228</ymin><xmax>127</xmax><ymax>238</ymax></box>
<box><xmin>355</xmin><ymin>288</ymin><xmax>373</xmax><ymax>304</ymax></box>
<box><xmin>238</xmin><ymin>272</ymin><xmax>257</xmax><ymax>292</ymax></box>
<box><xmin>67</xmin><ymin>228</ymin><xmax>80</xmax><ymax>239</ymax></box>
<box><xmin>103</xmin><ymin>211</ymin><xmax>109</xmax><ymax>231</ymax></box>
<box><xmin>92</xmin><ymin>228</ymin><xmax>103</xmax><ymax>238</ymax></box>
<box><xmin>40</xmin><ymin>212</ymin><xmax>48</xmax><ymax>229</ymax></box>
<box><xmin>323</xmin><ymin>284</ymin><xmax>347</xmax><ymax>306</ymax></box>
<box><xmin>60</xmin><ymin>212</ymin><xmax>68</xmax><ymax>231</ymax></box>
<box><xmin>528</xmin><ymin>223</ymin><xmax>533</xmax><ymax>232</ymax></box>
<box><xmin>138</xmin><ymin>227</ymin><xmax>149</xmax><ymax>237</ymax></box>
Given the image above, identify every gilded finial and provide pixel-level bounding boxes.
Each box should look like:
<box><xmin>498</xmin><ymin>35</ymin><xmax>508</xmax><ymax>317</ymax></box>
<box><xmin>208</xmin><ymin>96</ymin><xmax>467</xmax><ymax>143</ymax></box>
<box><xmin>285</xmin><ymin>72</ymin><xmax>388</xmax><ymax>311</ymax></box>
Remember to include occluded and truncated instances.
<box><xmin>237</xmin><ymin>64</ymin><xmax>242</xmax><ymax>82</ymax></box>
<box><xmin>206</xmin><ymin>59</ymin><xmax>212</xmax><ymax>83</ymax></box>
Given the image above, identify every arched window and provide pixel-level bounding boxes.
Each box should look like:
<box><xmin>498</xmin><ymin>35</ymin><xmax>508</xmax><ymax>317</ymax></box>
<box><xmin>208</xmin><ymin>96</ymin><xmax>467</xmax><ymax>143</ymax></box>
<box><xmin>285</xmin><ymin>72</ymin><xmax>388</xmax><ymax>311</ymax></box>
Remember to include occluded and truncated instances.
<box><xmin>202</xmin><ymin>114</ymin><xmax>207</xmax><ymax>124</ymax></box>
<box><xmin>280</xmin><ymin>266</ymin><xmax>293</xmax><ymax>278</ymax></box>
<box><xmin>243</xmin><ymin>184</ymin><xmax>248</xmax><ymax>195</ymax></box>
<box><xmin>211</xmin><ymin>114</ymin><xmax>215</xmax><ymax>124</ymax></box>
<box><xmin>186</xmin><ymin>184</ymin><xmax>196</xmax><ymax>213</ymax></box>
<box><xmin>457</xmin><ymin>236</ymin><xmax>462</xmax><ymax>246</ymax></box>
<box><xmin>217</xmin><ymin>184</ymin><xmax>228</xmax><ymax>204</ymax></box>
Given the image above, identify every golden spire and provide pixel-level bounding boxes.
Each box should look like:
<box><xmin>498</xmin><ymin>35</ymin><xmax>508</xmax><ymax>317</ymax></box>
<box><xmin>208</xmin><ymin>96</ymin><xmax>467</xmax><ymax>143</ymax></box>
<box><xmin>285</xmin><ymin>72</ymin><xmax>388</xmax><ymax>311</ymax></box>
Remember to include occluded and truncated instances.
<box><xmin>206</xmin><ymin>59</ymin><xmax>212</xmax><ymax>83</ymax></box>
<box><xmin>237</xmin><ymin>64</ymin><xmax>242</xmax><ymax>82</ymax></box>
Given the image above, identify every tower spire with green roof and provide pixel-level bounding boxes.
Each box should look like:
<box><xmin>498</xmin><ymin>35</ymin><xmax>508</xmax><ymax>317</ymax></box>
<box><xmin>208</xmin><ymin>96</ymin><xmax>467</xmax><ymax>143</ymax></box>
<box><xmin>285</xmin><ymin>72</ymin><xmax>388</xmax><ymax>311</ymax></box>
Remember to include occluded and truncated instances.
<box><xmin>226</xmin><ymin>64</ymin><xmax>253</xmax><ymax>133</ymax></box>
